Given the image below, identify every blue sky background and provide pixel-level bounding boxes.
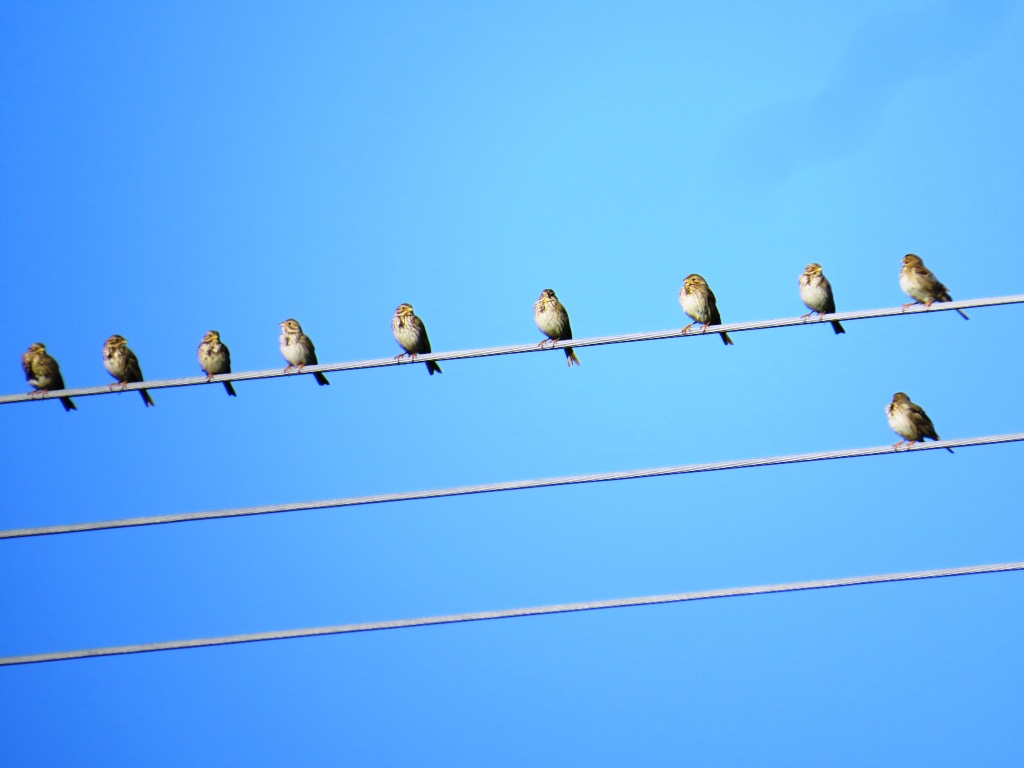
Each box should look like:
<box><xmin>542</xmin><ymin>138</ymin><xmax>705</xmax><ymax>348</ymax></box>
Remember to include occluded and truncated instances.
<box><xmin>2</xmin><ymin>1</ymin><xmax>1023</xmax><ymax>764</ymax></box>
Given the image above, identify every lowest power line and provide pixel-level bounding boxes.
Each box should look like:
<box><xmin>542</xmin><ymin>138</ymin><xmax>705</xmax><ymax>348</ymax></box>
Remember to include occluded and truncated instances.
<box><xmin>2</xmin><ymin>560</ymin><xmax>1020</xmax><ymax>666</ymax></box>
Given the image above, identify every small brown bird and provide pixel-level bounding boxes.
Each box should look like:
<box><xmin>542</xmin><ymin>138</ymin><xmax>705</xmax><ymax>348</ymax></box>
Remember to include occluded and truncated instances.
<box><xmin>799</xmin><ymin>263</ymin><xmax>845</xmax><ymax>334</ymax></box>
<box><xmin>279</xmin><ymin>319</ymin><xmax>329</xmax><ymax>385</ymax></box>
<box><xmin>103</xmin><ymin>335</ymin><xmax>155</xmax><ymax>407</ymax></box>
<box><xmin>886</xmin><ymin>392</ymin><xmax>953</xmax><ymax>453</ymax></box>
<box><xmin>534</xmin><ymin>289</ymin><xmax>580</xmax><ymax>366</ymax></box>
<box><xmin>679</xmin><ymin>274</ymin><xmax>733</xmax><ymax>345</ymax></box>
<box><xmin>899</xmin><ymin>253</ymin><xmax>968</xmax><ymax>320</ymax></box>
<box><xmin>198</xmin><ymin>330</ymin><xmax>236</xmax><ymax>396</ymax></box>
<box><xmin>22</xmin><ymin>343</ymin><xmax>76</xmax><ymax>411</ymax></box>
<box><xmin>392</xmin><ymin>303</ymin><xmax>442</xmax><ymax>375</ymax></box>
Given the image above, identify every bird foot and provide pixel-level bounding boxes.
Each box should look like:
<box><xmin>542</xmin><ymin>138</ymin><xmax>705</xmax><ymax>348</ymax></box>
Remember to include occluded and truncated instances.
<box><xmin>681</xmin><ymin>323</ymin><xmax>695</xmax><ymax>335</ymax></box>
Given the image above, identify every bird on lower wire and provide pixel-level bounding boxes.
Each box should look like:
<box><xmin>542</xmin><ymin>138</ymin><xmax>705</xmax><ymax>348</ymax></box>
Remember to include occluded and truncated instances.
<box><xmin>886</xmin><ymin>392</ymin><xmax>953</xmax><ymax>453</ymax></box>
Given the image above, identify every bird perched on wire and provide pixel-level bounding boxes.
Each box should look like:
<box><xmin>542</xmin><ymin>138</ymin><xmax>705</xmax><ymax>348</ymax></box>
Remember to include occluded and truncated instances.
<box><xmin>886</xmin><ymin>392</ymin><xmax>953</xmax><ymax>453</ymax></box>
<box><xmin>899</xmin><ymin>253</ymin><xmax>968</xmax><ymax>320</ymax></box>
<box><xmin>392</xmin><ymin>303</ymin><xmax>442</xmax><ymax>375</ymax></box>
<box><xmin>679</xmin><ymin>274</ymin><xmax>733</xmax><ymax>345</ymax></box>
<box><xmin>22</xmin><ymin>343</ymin><xmax>76</xmax><ymax>412</ymax></box>
<box><xmin>279</xmin><ymin>319</ymin><xmax>329</xmax><ymax>385</ymax></box>
<box><xmin>799</xmin><ymin>263</ymin><xmax>845</xmax><ymax>334</ymax></box>
<box><xmin>198</xmin><ymin>330</ymin><xmax>237</xmax><ymax>396</ymax></box>
<box><xmin>103</xmin><ymin>335</ymin><xmax>155</xmax><ymax>407</ymax></box>
<box><xmin>534</xmin><ymin>288</ymin><xmax>580</xmax><ymax>366</ymax></box>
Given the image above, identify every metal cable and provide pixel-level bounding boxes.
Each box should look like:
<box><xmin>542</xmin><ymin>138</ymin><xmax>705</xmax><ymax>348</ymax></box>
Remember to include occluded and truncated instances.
<box><xmin>3</xmin><ymin>432</ymin><xmax>1021</xmax><ymax>540</ymax></box>
<box><xmin>3</xmin><ymin>294</ymin><xmax>1020</xmax><ymax>405</ymax></box>
<box><xmin>2</xmin><ymin>560</ymin><xmax>1020</xmax><ymax>666</ymax></box>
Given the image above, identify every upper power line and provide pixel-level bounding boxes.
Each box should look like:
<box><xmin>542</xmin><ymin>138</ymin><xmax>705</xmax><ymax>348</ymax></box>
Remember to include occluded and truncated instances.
<box><xmin>2</xmin><ymin>294</ymin><xmax>1020</xmax><ymax>406</ymax></box>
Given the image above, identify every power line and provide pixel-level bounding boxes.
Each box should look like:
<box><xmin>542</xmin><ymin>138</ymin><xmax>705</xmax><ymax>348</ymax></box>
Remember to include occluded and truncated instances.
<box><xmin>2</xmin><ymin>294</ymin><xmax>1020</xmax><ymax>405</ymax></box>
<box><xmin>3</xmin><ymin>432</ymin><xmax>1021</xmax><ymax>540</ymax></box>
<box><xmin>2</xmin><ymin>560</ymin><xmax>1020</xmax><ymax>667</ymax></box>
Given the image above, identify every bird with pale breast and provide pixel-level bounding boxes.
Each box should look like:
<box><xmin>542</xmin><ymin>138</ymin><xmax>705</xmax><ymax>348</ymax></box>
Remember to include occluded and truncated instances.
<box><xmin>279</xmin><ymin>319</ymin><xmax>330</xmax><ymax>386</ymax></box>
<box><xmin>899</xmin><ymin>253</ymin><xmax>968</xmax><ymax>320</ymax></box>
<box><xmin>679</xmin><ymin>274</ymin><xmax>734</xmax><ymax>345</ymax></box>
<box><xmin>103</xmin><ymin>335</ymin><xmax>155</xmax><ymax>407</ymax></box>
<box><xmin>534</xmin><ymin>289</ymin><xmax>581</xmax><ymax>366</ymax></box>
<box><xmin>799</xmin><ymin>263</ymin><xmax>845</xmax><ymax>334</ymax></box>
<box><xmin>886</xmin><ymin>392</ymin><xmax>953</xmax><ymax>453</ymax></box>
<box><xmin>392</xmin><ymin>303</ymin><xmax>442</xmax><ymax>375</ymax></box>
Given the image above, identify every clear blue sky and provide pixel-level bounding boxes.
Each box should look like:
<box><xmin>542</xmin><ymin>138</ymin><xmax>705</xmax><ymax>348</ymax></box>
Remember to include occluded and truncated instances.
<box><xmin>2</xmin><ymin>2</ymin><xmax>1023</xmax><ymax>765</ymax></box>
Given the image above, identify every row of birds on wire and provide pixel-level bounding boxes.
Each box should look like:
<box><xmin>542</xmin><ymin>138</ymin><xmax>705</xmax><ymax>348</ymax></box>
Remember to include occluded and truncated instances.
<box><xmin>18</xmin><ymin>254</ymin><xmax>966</xmax><ymax>451</ymax></box>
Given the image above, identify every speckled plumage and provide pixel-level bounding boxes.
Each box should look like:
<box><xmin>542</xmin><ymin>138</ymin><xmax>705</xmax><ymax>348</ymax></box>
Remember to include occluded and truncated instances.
<box><xmin>198</xmin><ymin>330</ymin><xmax>236</xmax><ymax>396</ymax></box>
<box><xmin>798</xmin><ymin>263</ymin><xmax>845</xmax><ymax>334</ymax></box>
<box><xmin>103</xmin><ymin>335</ymin><xmax>154</xmax><ymax>407</ymax></box>
<box><xmin>22</xmin><ymin>343</ymin><xmax>76</xmax><ymax>411</ymax></box>
<box><xmin>887</xmin><ymin>392</ymin><xmax>953</xmax><ymax>453</ymax></box>
<box><xmin>392</xmin><ymin>303</ymin><xmax>442</xmax><ymax>375</ymax></box>
<box><xmin>279</xmin><ymin>319</ymin><xmax>329</xmax><ymax>386</ymax></box>
<box><xmin>679</xmin><ymin>274</ymin><xmax>733</xmax><ymax>345</ymax></box>
<box><xmin>534</xmin><ymin>289</ymin><xmax>580</xmax><ymax>366</ymax></box>
<box><xmin>899</xmin><ymin>254</ymin><xmax>968</xmax><ymax>320</ymax></box>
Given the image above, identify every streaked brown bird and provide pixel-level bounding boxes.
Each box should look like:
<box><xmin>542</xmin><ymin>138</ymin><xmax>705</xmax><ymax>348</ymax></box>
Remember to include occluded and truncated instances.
<box><xmin>198</xmin><ymin>330</ymin><xmax>237</xmax><ymax>396</ymax></box>
<box><xmin>799</xmin><ymin>263</ymin><xmax>845</xmax><ymax>334</ymax></box>
<box><xmin>899</xmin><ymin>253</ymin><xmax>968</xmax><ymax>320</ymax></box>
<box><xmin>534</xmin><ymin>288</ymin><xmax>580</xmax><ymax>366</ymax></box>
<box><xmin>279</xmin><ymin>319</ymin><xmax>329</xmax><ymax>385</ymax></box>
<box><xmin>679</xmin><ymin>274</ymin><xmax>733</xmax><ymax>345</ymax></box>
<box><xmin>392</xmin><ymin>303</ymin><xmax>442</xmax><ymax>375</ymax></box>
<box><xmin>22</xmin><ymin>342</ymin><xmax>76</xmax><ymax>411</ymax></box>
<box><xmin>886</xmin><ymin>392</ymin><xmax>953</xmax><ymax>453</ymax></box>
<box><xmin>103</xmin><ymin>335</ymin><xmax>155</xmax><ymax>407</ymax></box>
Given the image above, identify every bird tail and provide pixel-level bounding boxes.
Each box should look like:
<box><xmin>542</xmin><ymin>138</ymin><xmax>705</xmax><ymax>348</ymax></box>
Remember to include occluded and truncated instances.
<box><xmin>314</xmin><ymin>372</ymin><xmax>330</xmax><ymax>386</ymax></box>
<box><xmin>565</xmin><ymin>348</ymin><xmax>581</xmax><ymax>366</ymax></box>
<box><xmin>223</xmin><ymin>381</ymin><xmax>237</xmax><ymax>397</ymax></box>
<box><xmin>140</xmin><ymin>389</ymin><xmax>155</xmax><ymax>407</ymax></box>
<box><xmin>60</xmin><ymin>397</ymin><xmax>77</xmax><ymax>412</ymax></box>
<box><xmin>720</xmin><ymin>332</ymin><xmax>734</xmax><ymax>346</ymax></box>
<box><xmin>956</xmin><ymin>309</ymin><xmax>969</xmax><ymax>320</ymax></box>
<box><xmin>426</xmin><ymin>361</ymin><xmax>442</xmax><ymax>375</ymax></box>
<box><xmin>945</xmin><ymin>447</ymin><xmax>955</xmax><ymax>454</ymax></box>
<box><xmin>831</xmin><ymin>321</ymin><xmax>845</xmax><ymax>335</ymax></box>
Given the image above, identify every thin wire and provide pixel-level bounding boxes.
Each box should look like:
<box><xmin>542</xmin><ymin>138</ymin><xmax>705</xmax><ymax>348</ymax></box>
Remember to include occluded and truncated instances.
<box><xmin>2</xmin><ymin>560</ymin><xmax>1020</xmax><ymax>667</ymax></box>
<box><xmin>3</xmin><ymin>294</ymin><xmax>1020</xmax><ymax>405</ymax></box>
<box><xmin>3</xmin><ymin>432</ymin><xmax>1021</xmax><ymax>540</ymax></box>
